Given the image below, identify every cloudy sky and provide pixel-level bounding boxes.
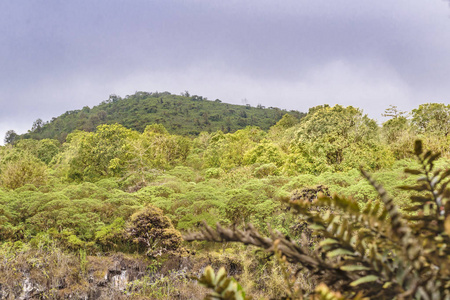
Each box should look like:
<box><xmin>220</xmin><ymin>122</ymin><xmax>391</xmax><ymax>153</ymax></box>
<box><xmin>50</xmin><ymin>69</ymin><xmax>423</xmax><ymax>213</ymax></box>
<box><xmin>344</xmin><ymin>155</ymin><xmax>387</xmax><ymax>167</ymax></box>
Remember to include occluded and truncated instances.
<box><xmin>1</xmin><ymin>1</ymin><xmax>450</xmax><ymax>141</ymax></box>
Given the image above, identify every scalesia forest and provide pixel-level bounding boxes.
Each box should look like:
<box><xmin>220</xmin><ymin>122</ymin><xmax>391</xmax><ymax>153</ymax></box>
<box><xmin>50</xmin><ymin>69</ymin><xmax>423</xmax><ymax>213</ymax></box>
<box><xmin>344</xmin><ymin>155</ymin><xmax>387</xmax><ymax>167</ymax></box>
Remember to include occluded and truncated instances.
<box><xmin>1</xmin><ymin>93</ymin><xmax>449</xmax><ymax>299</ymax></box>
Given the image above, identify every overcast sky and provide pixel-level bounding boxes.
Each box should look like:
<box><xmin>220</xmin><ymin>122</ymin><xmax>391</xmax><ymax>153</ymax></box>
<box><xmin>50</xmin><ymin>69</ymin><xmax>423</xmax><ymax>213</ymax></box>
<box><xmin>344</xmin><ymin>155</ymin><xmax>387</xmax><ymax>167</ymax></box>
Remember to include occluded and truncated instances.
<box><xmin>1</xmin><ymin>0</ymin><xmax>450</xmax><ymax>141</ymax></box>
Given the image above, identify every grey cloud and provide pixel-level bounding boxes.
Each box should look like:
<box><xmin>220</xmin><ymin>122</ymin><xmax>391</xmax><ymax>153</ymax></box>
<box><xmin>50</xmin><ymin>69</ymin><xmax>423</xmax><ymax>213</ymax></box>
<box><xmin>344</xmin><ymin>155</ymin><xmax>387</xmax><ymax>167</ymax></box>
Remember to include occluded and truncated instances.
<box><xmin>0</xmin><ymin>1</ymin><xmax>449</xmax><ymax>141</ymax></box>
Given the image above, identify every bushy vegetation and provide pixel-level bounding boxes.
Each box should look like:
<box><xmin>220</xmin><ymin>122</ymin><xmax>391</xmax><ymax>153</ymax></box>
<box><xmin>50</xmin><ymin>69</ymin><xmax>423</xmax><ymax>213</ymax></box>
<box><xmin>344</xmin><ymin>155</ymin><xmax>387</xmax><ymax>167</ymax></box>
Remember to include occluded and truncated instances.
<box><xmin>188</xmin><ymin>140</ymin><xmax>450</xmax><ymax>299</ymax></box>
<box><xmin>16</xmin><ymin>91</ymin><xmax>304</xmax><ymax>142</ymax></box>
<box><xmin>1</xmin><ymin>99</ymin><xmax>449</xmax><ymax>298</ymax></box>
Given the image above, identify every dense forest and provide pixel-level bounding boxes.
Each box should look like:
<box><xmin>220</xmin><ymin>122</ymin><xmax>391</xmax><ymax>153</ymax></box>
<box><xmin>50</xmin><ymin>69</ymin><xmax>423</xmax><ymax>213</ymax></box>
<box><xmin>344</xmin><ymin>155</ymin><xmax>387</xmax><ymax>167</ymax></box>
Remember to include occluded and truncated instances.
<box><xmin>11</xmin><ymin>91</ymin><xmax>304</xmax><ymax>143</ymax></box>
<box><xmin>0</xmin><ymin>98</ymin><xmax>449</xmax><ymax>299</ymax></box>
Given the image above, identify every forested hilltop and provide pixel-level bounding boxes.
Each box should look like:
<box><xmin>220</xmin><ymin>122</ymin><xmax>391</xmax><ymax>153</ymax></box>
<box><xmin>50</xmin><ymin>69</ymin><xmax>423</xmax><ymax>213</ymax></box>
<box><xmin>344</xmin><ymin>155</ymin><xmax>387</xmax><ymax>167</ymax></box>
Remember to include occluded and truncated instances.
<box><xmin>0</xmin><ymin>102</ymin><xmax>449</xmax><ymax>299</ymax></box>
<box><xmin>15</xmin><ymin>91</ymin><xmax>304</xmax><ymax>142</ymax></box>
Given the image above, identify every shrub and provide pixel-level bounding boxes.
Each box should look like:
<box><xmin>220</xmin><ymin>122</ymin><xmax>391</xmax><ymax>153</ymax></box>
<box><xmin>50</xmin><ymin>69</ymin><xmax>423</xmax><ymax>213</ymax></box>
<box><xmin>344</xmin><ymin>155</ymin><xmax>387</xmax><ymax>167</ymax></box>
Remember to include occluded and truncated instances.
<box><xmin>204</xmin><ymin>167</ymin><xmax>224</xmax><ymax>179</ymax></box>
<box><xmin>127</xmin><ymin>204</ymin><xmax>183</xmax><ymax>257</ymax></box>
<box><xmin>95</xmin><ymin>217</ymin><xmax>125</xmax><ymax>250</ymax></box>
<box><xmin>186</xmin><ymin>140</ymin><xmax>450</xmax><ymax>299</ymax></box>
<box><xmin>253</xmin><ymin>163</ymin><xmax>279</xmax><ymax>178</ymax></box>
<box><xmin>0</xmin><ymin>155</ymin><xmax>47</xmax><ymax>189</ymax></box>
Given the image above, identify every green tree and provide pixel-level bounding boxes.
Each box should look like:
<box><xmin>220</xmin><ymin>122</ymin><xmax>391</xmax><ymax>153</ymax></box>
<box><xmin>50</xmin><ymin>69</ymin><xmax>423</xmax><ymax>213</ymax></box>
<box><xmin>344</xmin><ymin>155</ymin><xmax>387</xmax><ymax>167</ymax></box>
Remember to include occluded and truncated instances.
<box><xmin>67</xmin><ymin>124</ymin><xmax>138</xmax><ymax>181</ymax></box>
<box><xmin>31</xmin><ymin>118</ymin><xmax>44</xmax><ymax>132</ymax></box>
<box><xmin>382</xmin><ymin>116</ymin><xmax>409</xmax><ymax>144</ymax></box>
<box><xmin>382</xmin><ymin>104</ymin><xmax>406</xmax><ymax>118</ymax></box>
<box><xmin>4</xmin><ymin>130</ymin><xmax>17</xmax><ymax>145</ymax></box>
<box><xmin>95</xmin><ymin>217</ymin><xmax>126</xmax><ymax>250</ymax></box>
<box><xmin>0</xmin><ymin>154</ymin><xmax>47</xmax><ymax>189</ymax></box>
<box><xmin>288</xmin><ymin>105</ymin><xmax>393</xmax><ymax>173</ymax></box>
<box><xmin>224</xmin><ymin>190</ymin><xmax>257</xmax><ymax>228</ymax></box>
<box><xmin>243</xmin><ymin>139</ymin><xmax>285</xmax><ymax>167</ymax></box>
<box><xmin>127</xmin><ymin>124</ymin><xmax>191</xmax><ymax>174</ymax></box>
<box><xmin>15</xmin><ymin>139</ymin><xmax>60</xmax><ymax>164</ymax></box>
<box><xmin>382</xmin><ymin>115</ymin><xmax>414</xmax><ymax>159</ymax></box>
<box><xmin>410</xmin><ymin>103</ymin><xmax>450</xmax><ymax>156</ymax></box>
<box><xmin>203</xmin><ymin>127</ymin><xmax>266</xmax><ymax>169</ymax></box>
<box><xmin>273</xmin><ymin>113</ymin><xmax>299</xmax><ymax>129</ymax></box>
<box><xmin>411</xmin><ymin>103</ymin><xmax>450</xmax><ymax>136</ymax></box>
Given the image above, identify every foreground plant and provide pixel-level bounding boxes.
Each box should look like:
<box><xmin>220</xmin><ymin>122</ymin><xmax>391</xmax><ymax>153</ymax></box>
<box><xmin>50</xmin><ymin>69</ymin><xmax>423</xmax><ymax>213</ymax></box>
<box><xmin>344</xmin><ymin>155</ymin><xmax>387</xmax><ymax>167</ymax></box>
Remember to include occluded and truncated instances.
<box><xmin>197</xmin><ymin>266</ymin><xmax>250</xmax><ymax>300</ymax></box>
<box><xmin>185</xmin><ymin>141</ymin><xmax>450</xmax><ymax>299</ymax></box>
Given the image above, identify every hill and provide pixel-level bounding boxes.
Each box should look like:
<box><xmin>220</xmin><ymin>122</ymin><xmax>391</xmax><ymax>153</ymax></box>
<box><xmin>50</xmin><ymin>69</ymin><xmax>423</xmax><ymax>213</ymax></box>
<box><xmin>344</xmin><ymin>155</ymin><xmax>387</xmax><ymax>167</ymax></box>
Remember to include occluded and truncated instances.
<box><xmin>1</xmin><ymin>102</ymin><xmax>450</xmax><ymax>298</ymax></box>
<box><xmin>20</xmin><ymin>91</ymin><xmax>305</xmax><ymax>141</ymax></box>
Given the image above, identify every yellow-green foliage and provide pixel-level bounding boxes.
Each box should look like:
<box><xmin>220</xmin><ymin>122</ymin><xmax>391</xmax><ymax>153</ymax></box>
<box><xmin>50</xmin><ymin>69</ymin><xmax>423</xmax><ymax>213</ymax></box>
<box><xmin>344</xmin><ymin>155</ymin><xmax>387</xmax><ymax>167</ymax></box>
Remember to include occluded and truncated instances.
<box><xmin>243</xmin><ymin>139</ymin><xmax>285</xmax><ymax>167</ymax></box>
<box><xmin>198</xmin><ymin>266</ymin><xmax>250</xmax><ymax>300</ymax></box>
<box><xmin>186</xmin><ymin>141</ymin><xmax>450</xmax><ymax>299</ymax></box>
<box><xmin>285</xmin><ymin>104</ymin><xmax>394</xmax><ymax>174</ymax></box>
<box><xmin>0</xmin><ymin>152</ymin><xmax>47</xmax><ymax>189</ymax></box>
<box><xmin>1</xmin><ymin>102</ymin><xmax>450</xmax><ymax>298</ymax></box>
<box><xmin>95</xmin><ymin>217</ymin><xmax>125</xmax><ymax>250</ymax></box>
<box><xmin>67</xmin><ymin>124</ymin><xmax>139</xmax><ymax>181</ymax></box>
<box><xmin>14</xmin><ymin>138</ymin><xmax>60</xmax><ymax>165</ymax></box>
<box><xmin>203</xmin><ymin>127</ymin><xmax>266</xmax><ymax>169</ymax></box>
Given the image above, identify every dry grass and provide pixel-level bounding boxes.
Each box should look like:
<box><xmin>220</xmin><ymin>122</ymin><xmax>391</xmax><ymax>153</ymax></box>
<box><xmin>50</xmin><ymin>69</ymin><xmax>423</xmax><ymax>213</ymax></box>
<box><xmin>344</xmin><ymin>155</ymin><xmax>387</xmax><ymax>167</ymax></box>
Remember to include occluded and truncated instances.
<box><xmin>0</xmin><ymin>240</ymin><xmax>312</xmax><ymax>299</ymax></box>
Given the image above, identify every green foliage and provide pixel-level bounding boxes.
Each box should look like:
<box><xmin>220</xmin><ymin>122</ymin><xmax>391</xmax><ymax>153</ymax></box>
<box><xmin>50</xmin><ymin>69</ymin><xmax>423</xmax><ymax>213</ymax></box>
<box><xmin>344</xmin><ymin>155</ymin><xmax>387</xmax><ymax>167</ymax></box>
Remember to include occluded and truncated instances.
<box><xmin>0</xmin><ymin>153</ymin><xmax>48</xmax><ymax>189</ymax></box>
<box><xmin>185</xmin><ymin>140</ymin><xmax>450</xmax><ymax>299</ymax></box>
<box><xmin>203</xmin><ymin>127</ymin><xmax>266</xmax><ymax>170</ymax></box>
<box><xmin>3</xmin><ymin>98</ymin><xmax>450</xmax><ymax>298</ymax></box>
<box><xmin>224</xmin><ymin>189</ymin><xmax>257</xmax><ymax>227</ymax></box>
<box><xmin>138</xmin><ymin>124</ymin><xmax>191</xmax><ymax>168</ymax></box>
<box><xmin>204</xmin><ymin>168</ymin><xmax>225</xmax><ymax>179</ymax></box>
<box><xmin>18</xmin><ymin>91</ymin><xmax>303</xmax><ymax>142</ymax></box>
<box><xmin>168</xmin><ymin>166</ymin><xmax>196</xmax><ymax>182</ymax></box>
<box><xmin>67</xmin><ymin>124</ymin><xmax>138</xmax><ymax>181</ymax></box>
<box><xmin>177</xmin><ymin>211</ymin><xmax>222</xmax><ymax>231</ymax></box>
<box><xmin>382</xmin><ymin>115</ymin><xmax>409</xmax><ymax>143</ymax></box>
<box><xmin>286</xmin><ymin>105</ymin><xmax>394</xmax><ymax>174</ymax></box>
<box><xmin>14</xmin><ymin>138</ymin><xmax>60</xmax><ymax>164</ymax></box>
<box><xmin>274</xmin><ymin>113</ymin><xmax>300</xmax><ymax>129</ymax></box>
<box><xmin>95</xmin><ymin>217</ymin><xmax>125</xmax><ymax>250</ymax></box>
<box><xmin>382</xmin><ymin>115</ymin><xmax>415</xmax><ymax>159</ymax></box>
<box><xmin>198</xmin><ymin>266</ymin><xmax>250</xmax><ymax>300</ymax></box>
<box><xmin>137</xmin><ymin>185</ymin><xmax>175</xmax><ymax>201</ymax></box>
<box><xmin>411</xmin><ymin>103</ymin><xmax>450</xmax><ymax>136</ymax></box>
<box><xmin>243</xmin><ymin>140</ymin><xmax>285</xmax><ymax>167</ymax></box>
<box><xmin>253</xmin><ymin>163</ymin><xmax>279</xmax><ymax>178</ymax></box>
<box><xmin>4</xmin><ymin>130</ymin><xmax>18</xmax><ymax>145</ymax></box>
<box><xmin>410</xmin><ymin>103</ymin><xmax>450</xmax><ymax>156</ymax></box>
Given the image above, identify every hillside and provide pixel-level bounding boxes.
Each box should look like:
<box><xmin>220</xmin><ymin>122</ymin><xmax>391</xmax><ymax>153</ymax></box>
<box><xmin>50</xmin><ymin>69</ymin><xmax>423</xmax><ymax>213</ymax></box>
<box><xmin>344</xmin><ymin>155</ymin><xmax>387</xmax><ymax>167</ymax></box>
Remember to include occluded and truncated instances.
<box><xmin>20</xmin><ymin>91</ymin><xmax>305</xmax><ymax>141</ymax></box>
<box><xmin>1</xmin><ymin>103</ymin><xmax>450</xmax><ymax>298</ymax></box>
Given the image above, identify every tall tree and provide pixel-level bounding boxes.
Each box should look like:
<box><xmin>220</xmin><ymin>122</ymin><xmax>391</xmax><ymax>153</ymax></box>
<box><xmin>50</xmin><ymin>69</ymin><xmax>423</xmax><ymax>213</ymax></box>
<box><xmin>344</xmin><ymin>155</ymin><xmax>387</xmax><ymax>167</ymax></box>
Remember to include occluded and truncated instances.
<box><xmin>411</xmin><ymin>103</ymin><xmax>450</xmax><ymax>137</ymax></box>
<box><xmin>4</xmin><ymin>130</ymin><xmax>17</xmax><ymax>145</ymax></box>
